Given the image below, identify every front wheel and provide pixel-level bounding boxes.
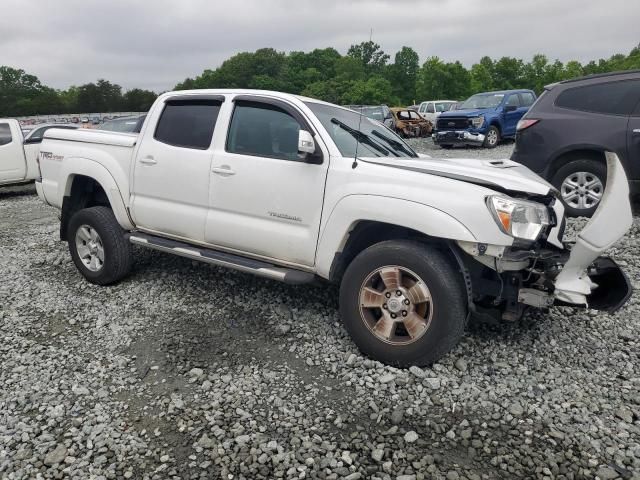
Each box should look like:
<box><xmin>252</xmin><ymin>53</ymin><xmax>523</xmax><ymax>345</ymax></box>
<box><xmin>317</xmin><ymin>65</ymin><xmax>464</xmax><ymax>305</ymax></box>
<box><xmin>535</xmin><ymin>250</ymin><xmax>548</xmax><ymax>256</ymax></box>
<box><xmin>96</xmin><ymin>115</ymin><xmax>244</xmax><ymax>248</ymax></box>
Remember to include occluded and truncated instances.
<box><xmin>482</xmin><ymin>126</ymin><xmax>500</xmax><ymax>148</ymax></box>
<box><xmin>339</xmin><ymin>240</ymin><xmax>467</xmax><ymax>367</ymax></box>
<box><xmin>67</xmin><ymin>206</ymin><xmax>132</xmax><ymax>285</ymax></box>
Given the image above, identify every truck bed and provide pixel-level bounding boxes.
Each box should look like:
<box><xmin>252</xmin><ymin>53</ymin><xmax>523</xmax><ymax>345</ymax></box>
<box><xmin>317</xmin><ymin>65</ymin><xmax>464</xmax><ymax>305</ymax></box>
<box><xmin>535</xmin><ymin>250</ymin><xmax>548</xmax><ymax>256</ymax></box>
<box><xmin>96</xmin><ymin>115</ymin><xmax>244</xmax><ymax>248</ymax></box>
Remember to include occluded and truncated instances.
<box><xmin>44</xmin><ymin>128</ymin><xmax>138</xmax><ymax>147</ymax></box>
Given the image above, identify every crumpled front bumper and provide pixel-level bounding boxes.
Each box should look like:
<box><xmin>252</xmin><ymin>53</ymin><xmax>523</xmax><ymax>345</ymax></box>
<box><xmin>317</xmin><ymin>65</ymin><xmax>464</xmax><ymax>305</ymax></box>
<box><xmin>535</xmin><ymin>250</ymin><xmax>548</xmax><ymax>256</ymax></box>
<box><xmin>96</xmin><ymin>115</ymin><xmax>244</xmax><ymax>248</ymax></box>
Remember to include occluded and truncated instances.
<box><xmin>433</xmin><ymin>130</ymin><xmax>485</xmax><ymax>145</ymax></box>
<box><xmin>553</xmin><ymin>152</ymin><xmax>633</xmax><ymax>311</ymax></box>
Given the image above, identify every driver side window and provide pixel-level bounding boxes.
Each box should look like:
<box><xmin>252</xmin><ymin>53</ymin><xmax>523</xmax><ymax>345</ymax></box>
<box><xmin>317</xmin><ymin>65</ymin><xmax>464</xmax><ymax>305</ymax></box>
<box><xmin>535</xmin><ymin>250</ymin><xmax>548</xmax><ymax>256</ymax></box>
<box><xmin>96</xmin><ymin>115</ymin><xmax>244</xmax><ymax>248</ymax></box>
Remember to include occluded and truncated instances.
<box><xmin>426</xmin><ymin>103</ymin><xmax>435</xmax><ymax>113</ymax></box>
<box><xmin>506</xmin><ymin>95</ymin><xmax>521</xmax><ymax>107</ymax></box>
<box><xmin>226</xmin><ymin>101</ymin><xmax>302</xmax><ymax>161</ymax></box>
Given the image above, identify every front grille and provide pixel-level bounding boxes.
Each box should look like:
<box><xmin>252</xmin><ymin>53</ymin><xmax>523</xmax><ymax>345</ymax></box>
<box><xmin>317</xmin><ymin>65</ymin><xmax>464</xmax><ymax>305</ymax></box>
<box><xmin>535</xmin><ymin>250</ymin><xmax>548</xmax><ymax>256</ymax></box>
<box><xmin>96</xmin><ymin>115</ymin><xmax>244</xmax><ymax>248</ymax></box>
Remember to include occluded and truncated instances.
<box><xmin>437</xmin><ymin>117</ymin><xmax>470</xmax><ymax>130</ymax></box>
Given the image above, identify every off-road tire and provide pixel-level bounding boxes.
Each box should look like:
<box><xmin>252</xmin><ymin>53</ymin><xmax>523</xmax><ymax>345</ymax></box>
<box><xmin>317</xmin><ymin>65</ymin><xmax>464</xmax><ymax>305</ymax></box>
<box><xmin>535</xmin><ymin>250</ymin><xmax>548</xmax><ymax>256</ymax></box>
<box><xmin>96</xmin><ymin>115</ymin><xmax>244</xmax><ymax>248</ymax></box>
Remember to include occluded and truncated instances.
<box><xmin>551</xmin><ymin>159</ymin><xmax>607</xmax><ymax>218</ymax></box>
<box><xmin>483</xmin><ymin>125</ymin><xmax>500</xmax><ymax>148</ymax></box>
<box><xmin>339</xmin><ymin>240</ymin><xmax>467</xmax><ymax>367</ymax></box>
<box><xmin>67</xmin><ymin>206</ymin><xmax>132</xmax><ymax>285</ymax></box>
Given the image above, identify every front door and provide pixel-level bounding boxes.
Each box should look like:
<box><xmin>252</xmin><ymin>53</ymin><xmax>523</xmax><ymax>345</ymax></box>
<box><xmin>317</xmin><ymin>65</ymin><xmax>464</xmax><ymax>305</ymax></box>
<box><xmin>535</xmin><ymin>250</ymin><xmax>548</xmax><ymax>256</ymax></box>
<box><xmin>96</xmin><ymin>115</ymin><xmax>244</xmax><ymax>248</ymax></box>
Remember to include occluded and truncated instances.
<box><xmin>205</xmin><ymin>97</ymin><xmax>329</xmax><ymax>266</ymax></box>
<box><xmin>0</xmin><ymin>120</ymin><xmax>26</xmax><ymax>183</ymax></box>
<box><xmin>130</xmin><ymin>97</ymin><xmax>223</xmax><ymax>242</ymax></box>
<box><xmin>502</xmin><ymin>94</ymin><xmax>523</xmax><ymax>137</ymax></box>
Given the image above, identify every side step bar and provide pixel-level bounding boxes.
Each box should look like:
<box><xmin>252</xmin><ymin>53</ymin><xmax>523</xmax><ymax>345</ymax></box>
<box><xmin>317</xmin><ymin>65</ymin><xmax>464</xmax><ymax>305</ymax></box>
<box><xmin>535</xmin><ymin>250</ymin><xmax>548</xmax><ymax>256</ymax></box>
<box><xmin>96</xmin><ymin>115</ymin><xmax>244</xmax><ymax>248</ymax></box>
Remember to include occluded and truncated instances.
<box><xmin>127</xmin><ymin>232</ymin><xmax>316</xmax><ymax>285</ymax></box>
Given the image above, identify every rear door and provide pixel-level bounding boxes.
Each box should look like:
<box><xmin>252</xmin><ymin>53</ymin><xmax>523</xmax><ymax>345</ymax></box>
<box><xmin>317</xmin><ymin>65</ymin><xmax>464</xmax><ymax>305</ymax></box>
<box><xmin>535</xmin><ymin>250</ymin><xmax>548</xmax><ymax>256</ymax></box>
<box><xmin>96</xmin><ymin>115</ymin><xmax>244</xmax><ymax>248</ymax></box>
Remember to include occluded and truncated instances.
<box><xmin>205</xmin><ymin>95</ymin><xmax>329</xmax><ymax>266</ymax></box>
<box><xmin>130</xmin><ymin>96</ymin><xmax>223</xmax><ymax>242</ymax></box>
<box><xmin>0</xmin><ymin>120</ymin><xmax>26</xmax><ymax>183</ymax></box>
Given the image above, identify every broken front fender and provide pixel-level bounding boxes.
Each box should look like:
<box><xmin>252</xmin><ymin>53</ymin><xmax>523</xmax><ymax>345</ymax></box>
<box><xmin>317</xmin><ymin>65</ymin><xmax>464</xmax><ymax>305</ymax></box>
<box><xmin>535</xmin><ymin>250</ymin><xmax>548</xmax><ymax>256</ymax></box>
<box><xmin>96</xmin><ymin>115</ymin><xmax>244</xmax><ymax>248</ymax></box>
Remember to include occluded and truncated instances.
<box><xmin>554</xmin><ymin>152</ymin><xmax>633</xmax><ymax>308</ymax></box>
<box><xmin>584</xmin><ymin>257</ymin><xmax>632</xmax><ymax>313</ymax></box>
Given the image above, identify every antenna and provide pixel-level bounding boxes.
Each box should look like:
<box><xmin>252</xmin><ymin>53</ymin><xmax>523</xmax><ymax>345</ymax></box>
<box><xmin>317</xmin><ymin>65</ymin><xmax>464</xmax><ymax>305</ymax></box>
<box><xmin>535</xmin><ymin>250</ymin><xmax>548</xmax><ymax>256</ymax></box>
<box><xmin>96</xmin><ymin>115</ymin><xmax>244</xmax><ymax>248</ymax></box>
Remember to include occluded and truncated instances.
<box><xmin>352</xmin><ymin>108</ymin><xmax>363</xmax><ymax>169</ymax></box>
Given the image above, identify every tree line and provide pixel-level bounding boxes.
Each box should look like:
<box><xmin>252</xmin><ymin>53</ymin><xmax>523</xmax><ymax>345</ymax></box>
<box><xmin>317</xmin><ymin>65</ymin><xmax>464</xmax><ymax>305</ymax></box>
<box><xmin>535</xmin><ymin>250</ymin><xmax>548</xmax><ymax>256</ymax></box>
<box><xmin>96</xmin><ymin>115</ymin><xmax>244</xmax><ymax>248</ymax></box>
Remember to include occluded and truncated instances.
<box><xmin>2</xmin><ymin>42</ymin><xmax>639</xmax><ymax>117</ymax></box>
<box><xmin>0</xmin><ymin>68</ymin><xmax>158</xmax><ymax>117</ymax></box>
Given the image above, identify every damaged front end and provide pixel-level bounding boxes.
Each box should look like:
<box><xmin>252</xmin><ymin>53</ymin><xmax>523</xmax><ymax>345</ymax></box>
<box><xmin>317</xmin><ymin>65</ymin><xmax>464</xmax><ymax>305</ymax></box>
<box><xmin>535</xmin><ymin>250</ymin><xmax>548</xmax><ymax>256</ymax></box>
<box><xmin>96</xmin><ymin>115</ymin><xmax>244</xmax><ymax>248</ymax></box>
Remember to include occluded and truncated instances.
<box><xmin>456</xmin><ymin>152</ymin><xmax>633</xmax><ymax>322</ymax></box>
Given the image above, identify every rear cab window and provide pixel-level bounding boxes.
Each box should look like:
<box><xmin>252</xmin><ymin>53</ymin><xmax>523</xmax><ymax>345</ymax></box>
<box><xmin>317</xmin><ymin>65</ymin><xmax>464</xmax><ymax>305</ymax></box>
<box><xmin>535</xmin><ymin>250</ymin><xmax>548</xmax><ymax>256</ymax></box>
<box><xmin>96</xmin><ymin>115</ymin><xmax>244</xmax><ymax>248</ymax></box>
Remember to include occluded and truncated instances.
<box><xmin>154</xmin><ymin>100</ymin><xmax>222</xmax><ymax>149</ymax></box>
<box><xmin>555</xmin><ymin>79</ymin><xmax>640</xmax><ymax>116</ymax></box>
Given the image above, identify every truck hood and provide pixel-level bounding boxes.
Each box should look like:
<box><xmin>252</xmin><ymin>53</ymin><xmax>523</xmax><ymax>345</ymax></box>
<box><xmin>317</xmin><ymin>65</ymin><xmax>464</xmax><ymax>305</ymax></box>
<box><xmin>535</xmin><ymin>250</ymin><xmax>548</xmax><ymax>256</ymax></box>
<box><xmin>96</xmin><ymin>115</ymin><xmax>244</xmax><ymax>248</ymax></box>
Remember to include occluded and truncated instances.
<box><xmin>361</xmin><ymin>156</ymin><xmax>553</xmax><ymax>195</ymax></box>
<box><xmin>439</xmin><ymin>108</ymin><xmax>494</xmax><ymax>117</ymax></box>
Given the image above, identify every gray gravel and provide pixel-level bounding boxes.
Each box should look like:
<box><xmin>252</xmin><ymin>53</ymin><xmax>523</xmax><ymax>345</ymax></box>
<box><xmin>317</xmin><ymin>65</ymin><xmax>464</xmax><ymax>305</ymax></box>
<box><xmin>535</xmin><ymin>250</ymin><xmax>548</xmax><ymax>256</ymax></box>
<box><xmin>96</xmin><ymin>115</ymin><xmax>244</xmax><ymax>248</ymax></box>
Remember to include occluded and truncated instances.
<box><xmin>1</xmin><ymin>141</ymin><xmax>639</xmax><ymax>479</ymax></box>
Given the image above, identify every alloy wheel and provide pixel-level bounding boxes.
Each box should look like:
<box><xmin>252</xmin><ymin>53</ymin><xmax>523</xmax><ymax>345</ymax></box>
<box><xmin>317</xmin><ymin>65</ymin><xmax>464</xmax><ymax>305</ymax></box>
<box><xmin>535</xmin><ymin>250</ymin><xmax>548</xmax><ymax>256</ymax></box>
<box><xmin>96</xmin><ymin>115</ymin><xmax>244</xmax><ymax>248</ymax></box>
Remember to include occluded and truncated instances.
<box><xmin>560</xmin><ymin>171</ymin><xmax>603</xmax><ymax>211</ymax></box>
<box><xmin>358</xmin><ymin>265</ymin><xmax>433</xmax><ymax>345</ymax></box>
<box><xmin>75</xmin><ymin>224</ymin><xmax>105</xmax><ymax>272</ymax></box>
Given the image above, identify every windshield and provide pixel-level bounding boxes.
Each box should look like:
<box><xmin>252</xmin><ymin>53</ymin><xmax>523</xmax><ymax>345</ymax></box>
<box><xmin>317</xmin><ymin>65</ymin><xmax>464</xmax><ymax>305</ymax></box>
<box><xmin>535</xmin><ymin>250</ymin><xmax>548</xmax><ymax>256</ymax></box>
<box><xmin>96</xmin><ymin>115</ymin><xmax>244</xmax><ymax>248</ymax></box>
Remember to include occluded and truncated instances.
<box><xmin>435</xmin><ymin>102</ymin><xmax>454</xmax><ymax>112</ymax></box>
<box><xmin>305</xmin><ymin>102</ymin><xmax>418</xmax><ymax>158</ymax></box>
<box><xmin>461</xmin><ymin>93</ymin><xmax>505</xmax><ymax>109</ymax></box>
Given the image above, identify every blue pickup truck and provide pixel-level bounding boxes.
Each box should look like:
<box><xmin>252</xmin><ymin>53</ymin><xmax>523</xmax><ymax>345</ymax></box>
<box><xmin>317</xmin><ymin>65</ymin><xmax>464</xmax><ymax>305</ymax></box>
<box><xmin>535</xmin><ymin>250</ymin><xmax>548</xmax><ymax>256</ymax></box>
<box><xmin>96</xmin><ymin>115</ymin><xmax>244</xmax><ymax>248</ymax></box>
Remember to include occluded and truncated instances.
<box><xmin>433</xmin><ymin>89</ymin><xmax>536</xmax><ymax>148</ymax></box>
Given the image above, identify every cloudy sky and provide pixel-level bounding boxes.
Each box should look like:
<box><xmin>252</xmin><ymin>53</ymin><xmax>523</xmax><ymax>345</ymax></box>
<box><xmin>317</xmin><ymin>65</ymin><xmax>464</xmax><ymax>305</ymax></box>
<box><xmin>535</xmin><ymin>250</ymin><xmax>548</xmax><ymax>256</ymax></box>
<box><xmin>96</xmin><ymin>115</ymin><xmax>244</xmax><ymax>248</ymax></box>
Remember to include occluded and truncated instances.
<box><xmin>2</xmin><ymin>0</ymin><xmax>638</xmax><ymax>92</ymax></box>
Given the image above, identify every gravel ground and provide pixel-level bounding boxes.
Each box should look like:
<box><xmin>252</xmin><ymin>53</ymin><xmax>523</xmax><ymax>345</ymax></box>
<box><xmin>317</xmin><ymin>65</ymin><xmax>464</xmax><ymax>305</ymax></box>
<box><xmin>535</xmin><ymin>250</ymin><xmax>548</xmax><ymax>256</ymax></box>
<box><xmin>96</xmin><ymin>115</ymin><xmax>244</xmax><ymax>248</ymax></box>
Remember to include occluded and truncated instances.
<box><xmin>0</xmin><ymin>140</ymin><xmax>638</xmax><ymax>480</ymax></box>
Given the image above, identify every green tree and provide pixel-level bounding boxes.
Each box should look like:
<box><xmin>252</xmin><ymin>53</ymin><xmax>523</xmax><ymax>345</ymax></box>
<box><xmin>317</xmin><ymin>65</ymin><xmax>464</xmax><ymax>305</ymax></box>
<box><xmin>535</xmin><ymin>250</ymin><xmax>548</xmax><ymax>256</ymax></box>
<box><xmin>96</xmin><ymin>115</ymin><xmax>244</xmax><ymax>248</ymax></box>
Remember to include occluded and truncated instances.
<box><xmin>122</xmin><ymin>88</ymin><xmax>158</xmax><ymax>111</ymax></box>
<box><xmin>76</xmin><ymin>79</ymin><xmax>123</xmax><ymax>112</ymax></box>
<box><xmin>389</xmin><ymin>46</ymin><xmax>419</xmax><ymax>104</ymax></box>
<box><xmin>0</xmin><ymin>66</ymin><xmax>57</xmax><ymax>116</ymax></box>
<box><xmin>492</xmin><ymin>57</ymin><xmax>525</xmax><ymax>90</ymax></box>
<box><xmin>341</xmin><ymin>76</ymin><xmax>396</xmax><ymax>105</ymax></box>
<box><xmin>347</xmin><ymin>41</ymin><xmax>390</xmax><ymax>75</ymax></box>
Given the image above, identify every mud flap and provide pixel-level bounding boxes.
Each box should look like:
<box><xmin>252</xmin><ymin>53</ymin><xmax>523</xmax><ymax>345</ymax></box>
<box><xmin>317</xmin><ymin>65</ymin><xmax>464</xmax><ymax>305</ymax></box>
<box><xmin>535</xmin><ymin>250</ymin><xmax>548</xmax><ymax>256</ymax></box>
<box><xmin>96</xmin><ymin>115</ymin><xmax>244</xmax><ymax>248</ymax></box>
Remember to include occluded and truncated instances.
<box><xmin>554</xmin><ymin>152</ymin><xmax>633</xmax><ymax>307</ymax></box>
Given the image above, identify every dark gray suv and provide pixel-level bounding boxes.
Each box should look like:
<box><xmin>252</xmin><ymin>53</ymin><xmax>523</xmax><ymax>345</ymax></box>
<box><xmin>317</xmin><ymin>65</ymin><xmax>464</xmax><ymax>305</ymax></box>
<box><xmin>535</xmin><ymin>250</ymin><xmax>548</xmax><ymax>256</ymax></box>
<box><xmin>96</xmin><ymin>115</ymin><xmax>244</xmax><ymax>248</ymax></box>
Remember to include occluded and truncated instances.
<box><xmin>512</xmin><ymin>70</ymin><xmax>640</xmax><ymax>216</ymax></box>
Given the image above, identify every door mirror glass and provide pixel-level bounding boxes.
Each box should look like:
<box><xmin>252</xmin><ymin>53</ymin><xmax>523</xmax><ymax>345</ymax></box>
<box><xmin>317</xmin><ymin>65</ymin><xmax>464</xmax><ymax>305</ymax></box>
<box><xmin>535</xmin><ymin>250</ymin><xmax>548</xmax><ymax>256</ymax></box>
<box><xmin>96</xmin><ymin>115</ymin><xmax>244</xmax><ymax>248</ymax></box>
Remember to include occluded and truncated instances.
<box><xmin>298</xmin><ymin>129</ymin><xmax>315</xmax><ymax>154</ymax></box>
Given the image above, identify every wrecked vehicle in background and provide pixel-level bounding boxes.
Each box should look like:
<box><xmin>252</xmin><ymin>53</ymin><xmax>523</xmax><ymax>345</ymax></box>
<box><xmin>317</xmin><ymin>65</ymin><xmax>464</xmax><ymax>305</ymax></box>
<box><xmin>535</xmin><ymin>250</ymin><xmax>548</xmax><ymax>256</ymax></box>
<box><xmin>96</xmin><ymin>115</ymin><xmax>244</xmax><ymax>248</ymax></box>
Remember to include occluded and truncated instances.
<box><xmin>344</xmin><ymin>105</ymin><xmax>394</xmax><ymax>130</ymax></box>
<box><xmin>390</xmin><ymin>108</ymin><xmax>433</xmax><ymax>137</ymax></box>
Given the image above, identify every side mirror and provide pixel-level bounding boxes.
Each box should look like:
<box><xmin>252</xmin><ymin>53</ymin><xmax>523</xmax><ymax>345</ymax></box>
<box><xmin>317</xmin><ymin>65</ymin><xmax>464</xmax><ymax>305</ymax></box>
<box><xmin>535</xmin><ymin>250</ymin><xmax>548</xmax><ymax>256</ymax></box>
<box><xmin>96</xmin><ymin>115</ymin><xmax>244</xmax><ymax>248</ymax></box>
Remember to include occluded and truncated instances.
<box><xmin>504</xmin><ymin>105</ymin><xmax>518</xmax><ymax>113</ymax></box>
<box><xmin>298</xmin><ymin>129</ymin><xmax>323</xmax><ymax>164</ymax></box>
<box><xmin>298</xmin><ymin>130</ymin><xmax>315</xmax><ymax>154</ymax></box>
<box><xmin>23</xmin><ymin>137</ymin><xmax>42</xmax><ymax>144</ymax></box>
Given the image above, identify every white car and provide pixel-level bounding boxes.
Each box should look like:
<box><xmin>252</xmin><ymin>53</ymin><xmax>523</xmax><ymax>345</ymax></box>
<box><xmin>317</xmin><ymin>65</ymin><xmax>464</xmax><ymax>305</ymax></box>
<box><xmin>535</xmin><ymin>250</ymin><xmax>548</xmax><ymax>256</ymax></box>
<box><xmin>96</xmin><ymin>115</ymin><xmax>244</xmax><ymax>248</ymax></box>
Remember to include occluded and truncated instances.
<box><xmin>34</xmin><ymin>89</ymin><xmax>633</xmax><ymax>366</ymax></box>
<box><xmin>417</xmin><ymin>100</ymin><xmax>457</xmax><ymax>123</ymax></box>
<box><xmin>0</xmin><ymin>121</ymin><xmax>78</xmax><ymax>186</ymax></box>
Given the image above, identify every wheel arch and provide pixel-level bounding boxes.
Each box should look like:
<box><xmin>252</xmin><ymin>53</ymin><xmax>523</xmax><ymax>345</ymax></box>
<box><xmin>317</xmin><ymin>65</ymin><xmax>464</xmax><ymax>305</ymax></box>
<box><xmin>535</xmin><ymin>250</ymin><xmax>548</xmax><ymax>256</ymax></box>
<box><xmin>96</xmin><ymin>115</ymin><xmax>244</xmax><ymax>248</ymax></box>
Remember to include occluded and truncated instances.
<box><xmin>59</xmin><ymin>163</ymin><xmax>133</xmax><ymax>240</ymax></box>
<box><xmin>547</xmin><ymin>147</ymin><xmax>607</xmax><ymax>181</ymax></box>
<box><xmin>327</xmin><ymin>220</ymin><xmax>464</xmax><ymax>284</ymax></box>
<box><xmin>316</xmin><ymin>195</ymin><xmax>476</xmax><ymax>282</ymax></box>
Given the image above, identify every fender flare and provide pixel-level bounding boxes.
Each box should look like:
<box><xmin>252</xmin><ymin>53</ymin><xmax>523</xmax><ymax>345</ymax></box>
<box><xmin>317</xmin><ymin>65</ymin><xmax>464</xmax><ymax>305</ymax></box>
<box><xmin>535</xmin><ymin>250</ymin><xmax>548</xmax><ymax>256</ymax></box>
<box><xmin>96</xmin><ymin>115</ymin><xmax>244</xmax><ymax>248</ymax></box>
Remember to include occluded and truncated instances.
<box><xmin>315</xmin><ymin>194</ymin><xmax>476</xmax><ymax>279</ymax></box>
<box><xmin>60</xmin><ymin>157</ymin><xmax>134</xmax><ymax>230</ymax></box>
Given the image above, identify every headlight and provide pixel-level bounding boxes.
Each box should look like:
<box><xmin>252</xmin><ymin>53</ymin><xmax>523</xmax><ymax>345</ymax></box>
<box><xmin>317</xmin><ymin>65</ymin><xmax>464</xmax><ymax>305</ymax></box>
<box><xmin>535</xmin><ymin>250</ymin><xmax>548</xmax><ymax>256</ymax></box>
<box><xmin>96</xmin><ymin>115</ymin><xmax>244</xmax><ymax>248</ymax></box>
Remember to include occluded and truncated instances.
<box><xmin>487</xmin><ymin>196</ymin><xmax>550</xmax><ymax>242</ymax></box>
<box><xmin>470</xmin><ymin>116</ymin><xmax>484</xmax><ymax>128</ymax></box>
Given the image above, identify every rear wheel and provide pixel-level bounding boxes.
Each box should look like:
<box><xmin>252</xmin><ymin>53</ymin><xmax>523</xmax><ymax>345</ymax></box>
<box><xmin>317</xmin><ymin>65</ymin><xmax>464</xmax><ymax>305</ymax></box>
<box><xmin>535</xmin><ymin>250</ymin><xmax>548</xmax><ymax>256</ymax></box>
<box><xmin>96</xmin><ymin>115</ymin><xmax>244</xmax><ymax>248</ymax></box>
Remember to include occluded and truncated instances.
<box><xmin>339</xmin><ymin>240</ymin><xmax>466</xmax><ymax>367</ymax></box>
<box><xmin>483</xmin><ymin>126</ymin><xmax>500</xmax><ymax>148</ymax></box>
<box><xmin>68</xmin><ymin>206</ymin><xmax>132</xmax><ymax>285</ymax></box>
<box><xmin>551</xmin><ymin>159</ymin><xmax>606</xmax><ymax>217</ymax></box>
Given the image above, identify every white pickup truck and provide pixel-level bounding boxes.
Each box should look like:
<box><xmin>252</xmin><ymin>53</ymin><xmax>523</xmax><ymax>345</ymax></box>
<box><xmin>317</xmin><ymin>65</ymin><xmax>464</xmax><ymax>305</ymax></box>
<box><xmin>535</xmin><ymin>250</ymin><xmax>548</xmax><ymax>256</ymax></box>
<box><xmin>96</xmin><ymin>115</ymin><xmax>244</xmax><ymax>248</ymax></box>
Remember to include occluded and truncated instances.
<box><xmin>0</xmin><ymin>120</ymin><xmax>77</xmax><ymax>187</ymax></box>
<box><xmin>35</xmin><ymin>89</ymin><xmax>633</xmax><ymax>366</ymax></box>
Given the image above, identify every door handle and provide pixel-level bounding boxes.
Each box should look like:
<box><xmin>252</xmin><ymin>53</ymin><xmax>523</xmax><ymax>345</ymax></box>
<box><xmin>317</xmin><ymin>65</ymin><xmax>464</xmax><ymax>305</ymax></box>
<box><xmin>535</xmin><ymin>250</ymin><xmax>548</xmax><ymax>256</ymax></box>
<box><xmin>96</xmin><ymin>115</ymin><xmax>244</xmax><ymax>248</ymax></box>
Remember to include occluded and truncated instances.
<box><xmin>139</xmin><ymin>156</ymin><xmax>157</xmax><ymax>165</ymax></box>
<box><xmin>212</xmin><ymin>165</ymin><xmax>236</xmax><ymax>176</ymax></box>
